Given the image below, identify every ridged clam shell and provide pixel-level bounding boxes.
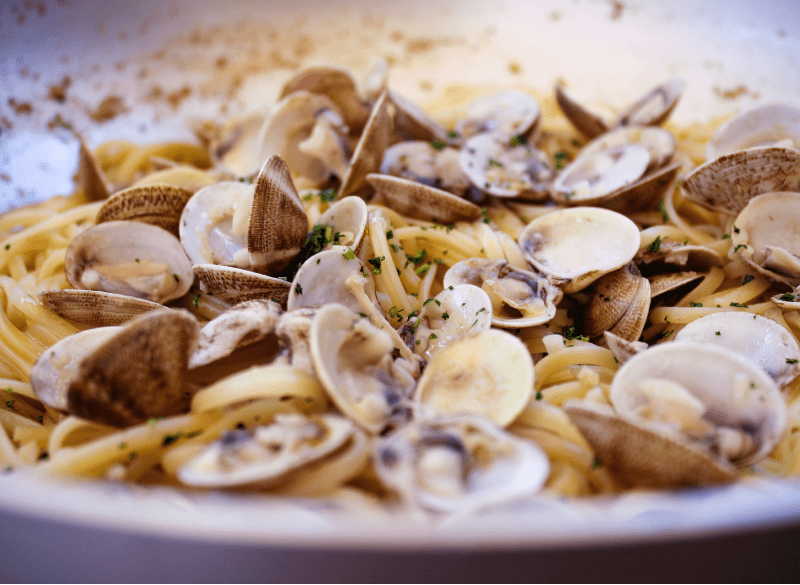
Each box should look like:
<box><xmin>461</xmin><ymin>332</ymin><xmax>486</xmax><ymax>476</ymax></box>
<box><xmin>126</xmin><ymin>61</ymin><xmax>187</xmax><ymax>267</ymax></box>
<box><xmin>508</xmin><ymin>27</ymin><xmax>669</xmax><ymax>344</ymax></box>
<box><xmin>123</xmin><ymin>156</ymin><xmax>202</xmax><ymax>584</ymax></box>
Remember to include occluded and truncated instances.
<box><xmin>97</xmin><ymin>184</ymin><xmax>193</xmax><ymax>237</ymax></box>
<box><xmin>366</xmin><ymin>173</ymin><xmax>481</xmax><ymax>223</ymax></box>
<box><xmin>39</xmin><ymin>289</ymin><xmax>164</xmax><ymax>327</ymax></box>
<box><xmin>338</xmin><ymin>91</ymin><xmax>391</xmax><ymax>198</ymax></box>
<box><xmin>77</xmin><ymin>137</ymin><xmax>111</xmax><ymax>201</ymax></box>
<box><xmin>608</xmin><ymin>275</ymin><xmax>650</xmax><ymax>342</ymax></box>
<box><xmin>194</xmin><ymin>264</ymin><xmax>291</xmax><ymax>306</ymax></box>
<box><xmin>555</xmin><ymin>84</ymin><xmax>608</xmax><ymax>139</ymax></box>
<box><xmin>583</xmin><ymin>262</ymin><xmax>643</xmax><ymax>339</ymax></box>
<box><xmin>648</xmin><ymin>270</ymin><xmax>705</xmax><ymax>298</ymax></box>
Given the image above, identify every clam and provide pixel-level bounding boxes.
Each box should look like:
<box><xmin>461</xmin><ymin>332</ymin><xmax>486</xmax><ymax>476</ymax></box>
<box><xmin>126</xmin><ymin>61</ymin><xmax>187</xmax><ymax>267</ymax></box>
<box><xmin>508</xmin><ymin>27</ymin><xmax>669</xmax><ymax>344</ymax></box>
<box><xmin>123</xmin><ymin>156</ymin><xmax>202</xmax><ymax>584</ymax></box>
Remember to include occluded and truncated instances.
<box><xmin>674</xmin><ymin>312</ymin><xmax>800</xmax><ymax>387</ymax></box>
<box><xmin>583</xmin><ymin>262</ymin><xmax>649</xmax><ymax>341</ymax></box>
<box><xmin>454</xmin><ymin>90</ymin><xmax>542</xmax><ymax>140</ymax></box>
<box><xmin>366</xmin><ymin>174</ymin><xmax>481</xmax><ymax>223</ymax></box>
<box><xmin>459</xmin><ymin>133</ymin><xmax>554</xmax><ymax>199</ymax></box>
<box><xmin>566</xmin><ymin>342</ymin><xmax>788</xmax><ymax>488</ymax></box>
<box><xmin>603</xmin><ymin>330</ymin><xmax>647</xmax><ymax>364</ymax></box>
<box><xmin>274</xmin><ymin>308</ymin><xmax>317</xmax><ymax>375</ymax></box>
<box><xmin>31</xmin><ymin>310</ymin><xmax>199</xmax><ymax>427</ymax></box>
<box><xmin>682</xmin><ymin>147</ymin><xmax>800</xmax><ymax>214</ymax></box>
<box><xmin>192</xmin><ymin>264</ymin><xmax>291</xmax><ymax>306</ymax></box>
<box><xmin>65</xmin><ymin>220</ymin><xmax>194</xmax><ymax>304</ymax></box>
<box><xmin>400</xmin><ymin>284</ymin><xmax>493</xmax><ymax>361</ymax></box>
<box><xmin>180</xmin><ymin>156</ymin><xmax>308</xmax><ymax>276</ymax></box>
<box><xmin>706</xmin><ymin>103</ymin><xmax>800</xmax><ymax>160</ymax></box>
<box><xmin>189</xmin><ymin>299</ymin><xmax>282</xmax><ymax>369</ymax></box>
<box><xmin>178</xmin><ymin>413</ymin><xmax>366</xmax><ymax>490</ymax></box>
<box><xmin>77</xmin><ymin>137</ymin><xmax>111</xmax><ymax>201</ymax></box>
<box><xmin>257</xmin><ymin>91</ymin><xmax>350</xmax><ymax>185</ymax></box>
<box><xmin>39</xmin><ymin>289</ymin><xmax>164</xmax><ymax>327</ymax></box>
<box><xmin>287</xmin><ymin>249</ymin><xmax>380</xmax><ymax>314</ymax></box>
<box><xmin>279</xmin><ymin>65</ymin><xmax>371</xmax><ymax>134</ymax></box>
<box><xmin>312</xmin><ymin>195</ymin><xmax>369</xmax><ymax>252</ymax></box>
<box><xmin>554</xmin><ymin>84</ymin><xmax>608</xmax><ymax>139</ymax></box>
<box><xmin>388</xmin><ymin>89</ymin><xmax>452</xmax><ymax>143</ymax></box>
<box><xmin>636</xmin><ymin>238</ymin><xmax>723</xmax><ymax>271</ymax></box>
<box><xmin>96</xmin><ymin>184</ymin><xmax>194</xmax><ymax>237</ymax></box>
<box><xmin>210</xmin><ymin>113</ymin><xmax>266</xmax><ymax>178</ymax></box>
<box><xmin>380</xmin><ymin>141</ymin><xmax>472</xmax><ymax>197</ymax></box>
<box><xmin>647</xmin><ymin>270</ymin><xmax>705</xmax><ymax>298</ymax></box>
<box><xmin>311</xmin><ymin>303</ymin><xmax>415</xmax><ymax>434</ymax></box>
<box><xmin>337</xmin><ymin>91</ymin><xmax>391</xmax><ymax>199</ymax></box>
<box><xmin>518</xmin><ymin>207</ymin><xmax>640</xmax><ymax>293</ymax></box>
<box><xmin>443</xmin><ymin>258</ymin><xmax>562</xmax><ymax>328</ymax></box>
<box><xmin>414</xmin><ymin>329</ymin><xmax>535</xmax><ymax>427</ymax></box>
<box><xmin>730</xmin><ymin>191</ymin><xmax>800</xmax><ymax>286</ymax></box>
<box><xmin>373</xmin><ymin>413</ymin><xmax>549</xmax><ymax>514</ymax></box>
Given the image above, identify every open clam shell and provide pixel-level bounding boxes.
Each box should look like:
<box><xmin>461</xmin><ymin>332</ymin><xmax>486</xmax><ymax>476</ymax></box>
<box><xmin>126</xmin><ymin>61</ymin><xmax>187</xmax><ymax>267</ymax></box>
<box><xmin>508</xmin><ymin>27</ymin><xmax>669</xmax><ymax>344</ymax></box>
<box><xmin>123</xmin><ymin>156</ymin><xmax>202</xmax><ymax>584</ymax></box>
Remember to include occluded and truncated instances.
<box><xmin>414</xmin><ymin>329</ymin><xmax>535</xmax><ymax>427</ymax></box>
<box><xmin>454</xmin><ymin>90</ymin><xmax>542</xmax><ymax>140</ymax></box>
<box><xmin>313</xmin><ymin>195</ymin><xmax>369</xmax><ymax>252</ymax></box>
<box><xmin>675</xmin><ymin>312</ymin><xmax>800</xmax><ymax>387</ymax></box>
<box><xmin>77</xmin><ymin>137</ymin><xmax>111</xmax><ymax>201</ymax></box>
<box><xmin>366</xmin><ymin>173</ymin><xmax>481</xmax><ymax>223</ymax></box>
<box><xmin>730</xmin><ymin>191</ymin><xmax>800</xmax><ymax>286</ymax></box>
<box><xmin>39</xmin><ymin>289</ymin><xmax>164</xmax><ymax>328</ymax></box>
<box><xmin>193</xmin><ymin>264</ymin><xmax>291</xmax><ymax>306</ymax></box>
<box><xmin>706</xmin><ymin>103</ymin><xmax>800</xmax><ymax>160</ymax></box>
<box><xmin>554</xmin><ymin>84</ymin><xmax>608</xmax><ymax>139</ymax></box>
<box><xmin>380</xmin><ymin>141</ymin><xmax>472</xmax><ymax>197</ymax></box>
<box><xmin>65</xmin><ymin>220</ymin><xmax>194</xmax><ymax>304</ymax></box>
<box><xmin>373</xmin><ymin>413</ymin><xmax>549</xmax><ymax>514</ymax></box>
<box><xmin>178</xmin><ymin>413</ymin><xmax>363</xmax><ymax>489</ymax></box>
<box><xmin>682</xmin><ymin>146</ymin><xmax>800</xmax><ymax>214</ymax></box>
<box><xmin>583</xmin><ymin>262</ymin><xmax>645</xmax><ymax>340</ymax></box>
<box><xmin>443</xmin><ymin>258</ymin><xmax>562</xmax><ymax>328</ymax></box>
<box><xmin>388</xmin><ymin>89</ymin><xmax>452</xmax><ymax>143</ymax></box>
<box><xmin>518</xmin><ymin>207</ymin><xmax>640</xmax><ymax>293</ymax></box>
<box><xmin>96</xmin><ymin>184</ymin><xmax>194</xmax><ymax>237</ymax></box>
<box><xmin>310</xmin><ymin>303</ymin><xmax>413</xmax><ymax>434</ymax></box>
<box><xmin>613</xmin><ymin>78</ymin><xmax>685</xmax><ymax>128</ymax></box>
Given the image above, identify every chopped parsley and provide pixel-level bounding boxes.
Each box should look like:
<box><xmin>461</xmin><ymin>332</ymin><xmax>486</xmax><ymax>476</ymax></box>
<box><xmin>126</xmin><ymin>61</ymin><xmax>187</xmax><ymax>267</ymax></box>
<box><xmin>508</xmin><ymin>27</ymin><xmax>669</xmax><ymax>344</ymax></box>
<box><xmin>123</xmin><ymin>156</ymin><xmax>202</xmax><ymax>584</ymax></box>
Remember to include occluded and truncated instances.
<box><xmin>295</xmin><ymin>284</ymin><xmax>303</xmax><ymax>295</ymax></box>
<box><xmin>358</xmin><ymin>312</ymin><xmax>367</xmax><ymax>318</ymax></box>
<box><xmin>658</xmin><ymin>199</ymin><xmax>669</xmax><ymax>223</ymax></box>
<box><xmin>441</xmin><ymin>311</ymin><xmax>450</xmax><ymax>320</ymax></box>
<box><xmin>5</xmin><ymin>399</ymin><xmax>15</xmax><ymax>409</ymax></box>
<box><xmin>447</xmin><ymin>130</ymin><xmax>459</xmax><ymax>139</ymax></box>
<box><xmin>428</xmin><ymin>333</ymin><xmax>438</xmax><ymax>340</ymax></box>
<box><xmin>389</xmin><ymin>306</ymin><xmax>404</xmax><ymax>323</ymax></box>
<box><xmin>722</xmin><ymin>233</ymin><xmax>730</xmax><ymax>239</ymax></box>
<box><xmin>386</xmin><ymin>229</ymin><xmax>394</xmax><ymax>240</ymax></box>
<box><xmin>192</xmin><ymin>294</ymin><xmax>201</xmax><ymax>308</ymax></box>
<box><xmin>689</xmin><ymin>302</ymin><xmax>704</xmax><ymax>307</ymax></box>
<box><xmin>535</xmin><ymin>391</ymin><xmax>543</xmax><ymax>401</ymax></box>
<box><xmin>162</xmin><ymin>433</ymin><xmax>183</xmax><ymax>447</ymax></box>
<box><xmin>318</xmin><ymin>188</ymin><xmax>336</xmax><ymax>203</ymax></box>
<box><xmin>172</xmin><ymin>274</ymin><xmax>180</xmax><ymax>283</ymax></box>
<box><xmin>553</xmin><ymin>150</ymin><xmax>568</xmax><ymax>170</ymax></box>
<box><xmin>787</xmin><ymin>359</ymin><xmax>799</xmax><ymax>364</ymax></box>
<box><xmin>592</xmin><ymin>457</ymin><xmax>601</xmax><ymax>469</ymax></box>
<box><xmin>368</xmin><ymin>256</ymin><xmax>385</xmax><ymax>275</ymax></box>
<box><xmin>405</xmin><ymin>249</ymin><xmax>427</xmax><ymax>266</ymax></box>
<box><xmin>509</xmin><ymin>134</ymin><xmax>527</xmax><ymax>147</ymax></box>
<box><xmin>423</xmin><ymin>298</ymin><xmax>441</xmax><ymax>307</ymax></box>
<box><xmin>415</xmin><ymin>263</ymin><xmax>431</xmax><ymax>276</ymax></box>
<box><xmin>647</xmin><ymin>235</ymin><xmax>662</xmax><ymax>252</ymax></box>
<box><xmin>430</xmin><ymin>139</ymin><xmax>447</xmax><ymax>151</ymax></box>
<box><xmin>733</xmin><ymin>225</ymin><xmax>741</xmax><ymax>234</ymax></box>
<box><xmin>564</xmin><ymin>326</ymin><xmax>588</xmax><ymax>342</ymax></box>
<box><xmin>342</xmin><ymin>248</ymin><xmax>357</xmax><ymax>260</ymax></box>
<box><xmin>729</xmin><ymin>302</ymin><xmax>748</xmax><ymax>308</ymax></box>
<box><xmin>487</xmin><ymin>158</ymin><xmax>504</xmax><ymax>168</ymax></box>
<box><xmin>3</xmin><ymin>244</ymin><xmax>8</xmax><ymax>251</ymax></box>
<box><xmin>733</xmin><ymin>244</ymin><xmax>748</xmax><ymax>253</ymax></box>
<box><xmin>715</xmin><ymin>331</ymin><xmax>721</xmax><ymax>336</ymax></box>
<box><xmin>780</xmin><ymin>293</ymin><xmax>797</xmax><ymax>302</ymax></box>
<box><xmin>660</xmin><ymin>330</ymin><xmax>673</xmax><ymax>340</ymax></box>
<box><xmin>481</xmin><ymin>207</ymin><xmax>491</xmax><ymax>224</ymax></box>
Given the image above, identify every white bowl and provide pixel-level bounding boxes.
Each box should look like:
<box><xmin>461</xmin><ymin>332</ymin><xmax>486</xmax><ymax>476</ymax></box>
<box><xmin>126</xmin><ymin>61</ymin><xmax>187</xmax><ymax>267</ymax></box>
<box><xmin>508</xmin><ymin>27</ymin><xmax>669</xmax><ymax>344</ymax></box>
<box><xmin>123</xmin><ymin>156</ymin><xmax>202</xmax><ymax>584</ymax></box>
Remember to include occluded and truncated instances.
<box><xmin>1</xmin><ymin>0</ymin><xmax>800</xmax><ymax>580</ymax></box>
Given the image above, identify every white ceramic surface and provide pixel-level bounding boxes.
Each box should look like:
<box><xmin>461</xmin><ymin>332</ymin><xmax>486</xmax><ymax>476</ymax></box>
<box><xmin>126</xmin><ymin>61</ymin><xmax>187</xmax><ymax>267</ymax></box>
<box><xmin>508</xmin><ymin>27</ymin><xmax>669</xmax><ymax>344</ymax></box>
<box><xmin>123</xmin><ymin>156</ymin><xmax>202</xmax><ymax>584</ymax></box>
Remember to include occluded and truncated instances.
<box><xmin>1</xmin><ymin>0</ymin><xmax>800</xmax><ymax>579</ymax></box>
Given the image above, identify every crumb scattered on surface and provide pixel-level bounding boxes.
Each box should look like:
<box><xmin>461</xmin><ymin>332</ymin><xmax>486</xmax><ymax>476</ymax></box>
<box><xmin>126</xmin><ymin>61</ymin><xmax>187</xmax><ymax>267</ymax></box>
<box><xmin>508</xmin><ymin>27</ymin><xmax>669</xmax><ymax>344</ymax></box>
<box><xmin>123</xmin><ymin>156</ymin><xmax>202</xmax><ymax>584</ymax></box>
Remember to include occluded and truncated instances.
<box><xmin>508</xmin><ymin>61</ymin><xmax>522</xmax><ymax>75</ymax></box>
<box><xmin>713</xmin><ymin>85</ymin><xmax>758</xmax><ymax>100</ymax></box>
<box><xmin>88</xmin><ymin>96</ymin><xmax>126</xmax><ymax>122</ymax></box>
<box><xmin>0</xmin><ymin>174</ymin><xmax>11</xmax><ymax>183</ymax></box>
<box><xmin>609</xmin><ymin>0</ymin><xmax>624</xmax><ymax>20</ymax></box>
<box><xmin>47</xmin><ymin>76</ymin><xmax>71</xmax><ymax>103</ymax></box>
<box><xmin>7</xmin><ymin>98</ymin><xmax>32</xmax><ymax>115</ymax></box>
<box><xmin>549</xmin><ymin>11</ymin><xmax>561</xmax><ymax>22</ymax></box>
<box><xmin>166</xmin><ymin>86</ymin><xmax>192</xmax><ymax>109</ymax></box>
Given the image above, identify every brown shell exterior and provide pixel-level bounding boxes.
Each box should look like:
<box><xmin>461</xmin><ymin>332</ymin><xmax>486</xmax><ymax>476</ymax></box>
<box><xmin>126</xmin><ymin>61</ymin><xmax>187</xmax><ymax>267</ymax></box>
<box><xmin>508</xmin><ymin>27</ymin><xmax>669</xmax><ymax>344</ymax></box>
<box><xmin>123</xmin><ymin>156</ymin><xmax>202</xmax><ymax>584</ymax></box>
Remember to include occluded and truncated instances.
<box><xmin>39</xmin><ymin>289</ymin><xmax>163</xmax><ymax>327</ymax></box>
<box><xmin>248</xmin><ymin>155</ymin><xmax>308</xmax><ymax>275</ymax></box>
<box><xmin>78</xmin><ymin>138</ymin><xmax>111</xmax><ymax>201</ymax></box>
<box><xmin>565</xmin><ymin>404</ymin><xmax>737</xmax><ymax>488</ymax></box>
<box><xmin>554</xmin><ymin>84</ymin><xmax>608</xmax><ymax>139</ymax></box>
<box><xmin>338</xmin><ymin>91</ymin><xmax>392</xmax><ymax>199</ymax></box>
<box><xmin>583</xmin><ymin>262</ymin><xmax>643</xmax><ymax>339</ymax></box>
<box><xmin>614</xmin><ymin>78</ymin><xmax>684</xmax><ymax>128</ymax></box>
<box><xmin>66</xmin><ymin>310</ymin><xmax>199</xmax><ymax>427</ymax></box>
<box><xmin>97</xmin><ymin>184</ymin><xmax>194</xmax><ymax>237</ymax></box>
<box><xmin>608</xmin><ymin>276</ymin><xmax>651</xmax><ymax>342</ymax></box>
<box><xmin>366</xmin><ymin>173</ymin><xmax>481</xmax><ymax>223</ymax></box>
<box><xmin>648</xmin><ymin>271</ymin><xmax>705</xmax><ymax>298</ymax></box>
<box><xmin>194</xmin><ymin>264</ymin><xmax>291</xmax><ymax>306</ymax></box>
<box><xmin>388</xmin><ymin>89</ymin><xmax>452</xmax><ymax>144</ymax></box>
<box><xmin>682</xmin><ymin>146</ymin><xmax>800</xmax><ymax>214</ymax></box>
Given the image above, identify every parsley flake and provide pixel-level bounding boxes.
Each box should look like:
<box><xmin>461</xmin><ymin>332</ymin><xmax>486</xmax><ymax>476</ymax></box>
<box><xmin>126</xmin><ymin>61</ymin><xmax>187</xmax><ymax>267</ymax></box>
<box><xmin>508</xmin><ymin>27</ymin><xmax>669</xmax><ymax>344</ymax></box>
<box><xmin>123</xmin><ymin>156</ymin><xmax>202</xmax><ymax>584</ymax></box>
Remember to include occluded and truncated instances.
<box><xmin>788</xmin><ymin>359</ymin><xmax>799</xmax><ymax>364</ymax></box>
<box><xmin>342</xmin><ymin>248</ymin><xmax>357</xmax><ymax>260</ymax></box>
<box><xmin>647</xmin><ymin>235</ymin><xmax>662</xmax><ymax>252</ymax></box>
<box><xmin>734</xmin><ymin>244</ymin><xmax>748</xmax><ymax>253</ymax></box>
<box><xmin>658</xmin><ymin>199</ymin><xmax>669</xmax><ymax>223</ymax></box>
<box><xmin>295</xmin><ymin>284</ymin><xmax>303</xmax><ymax>295</ymax></box>
<box><xmin>689</xmin><ymin>302</ymin><xmax>704</xmax><ymax>307</ymax></box>
<box><xmin>430</xmin><ymin>139</ymin><xmax>447</xmax><ymax>151</ymax></box>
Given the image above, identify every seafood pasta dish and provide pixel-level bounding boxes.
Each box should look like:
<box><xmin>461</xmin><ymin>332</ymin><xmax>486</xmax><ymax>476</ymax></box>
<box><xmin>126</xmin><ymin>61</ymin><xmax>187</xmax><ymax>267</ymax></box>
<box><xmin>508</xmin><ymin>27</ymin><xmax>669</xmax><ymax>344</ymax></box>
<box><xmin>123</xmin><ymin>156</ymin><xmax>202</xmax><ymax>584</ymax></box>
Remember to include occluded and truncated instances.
<box><xmin>1</xmin><ymin>62</ymin><xmax>799</xmax><ymax>521</ymax></box>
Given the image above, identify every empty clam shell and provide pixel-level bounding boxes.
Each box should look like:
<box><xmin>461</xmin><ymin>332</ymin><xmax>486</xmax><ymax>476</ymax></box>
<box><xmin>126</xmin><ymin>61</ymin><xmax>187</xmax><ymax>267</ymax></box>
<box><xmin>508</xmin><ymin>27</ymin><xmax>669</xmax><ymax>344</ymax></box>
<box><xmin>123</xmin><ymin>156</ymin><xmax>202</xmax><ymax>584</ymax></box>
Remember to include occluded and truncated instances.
<box><xmin>65</xmin><ymin>220</ymin><xmax>194</xmax><ymax>304</ymax></box>
<box><xmin>388</xmin><ymin>89</ymin><xmax>452</xmax><ymax>143</ymax></box>
<box><xmin>193</xmin><ymin>264</ymin><xmax>291</xmax><ymax>306</ymax></box>
<box><xmin>373</xmin><ymin>413</ymin><xmax>549</xmax><ymax>514</ymax></box>
<box><xmin>39</xmin><ymin>289</ymin><xmax>164</xmax><ymax>328</ymax></box>
<box><xmin>97</xmin><ymin>184</ymin><xmax>193</xmax><ymax>237</ymax></box>
<box><xmin>443</xmin><ymin>258</ymin><xmax>562</xmax><ymax>328</ymax></box>
<box><xmin>414</xmin><ymin>329</ymin><xmax>535</xmax><ymax>427</ymax></box>
<box><xmin>314</xmin><ymin>196</ymin><xmax>369</xmax><ymax>252</ymax></box>
<box><xmin>366</xmin><ymin>173</ymin><xmax>481</xmax><ymax>223</ymax></box>
<box><xmin>707</xmin><ymin>103</ymin><xmax>800</xmax><ymax>160</ymax></box>
<box><xmin>647</xmin><ymin>270</ymin><xmax>705</xmax><ymax>298</ymax></box>
<box><xmin>730</xmin><ymin>191</ymin><xmax>800</xmax><ymax>286</ymax></box>
<box><xmin>682</xmin><ymin>146</ymin><xmax>800</xmax><ymax>214</ymax></box>
<box><xmin>518</xmin><ymin>207</ymin><xmax>640</xmax><ymax>293</ymax></box>
<box><xmin>613</xmin><ymin>78</ymin><xmax>685</xmax><ymax>128</ymax></box>
<box><xmin>190</xmin><ymin>299</ymin><xmax>282</xmax><ymax>369</ymax></box>
<box><xmin>77</xmin><ymin>137</ymin><xmax>111</xmax><ymax>201</ymax></box>
<box><xmin>603</xmin><ymin>330</ymin><xmax>647</xmax><ymax>364</ymax></box>
<box><xmin>178</xmin><ymin>413</ymin><xmax>362</xmax><ymax>489</ymax></box>
<box><xmin>279</xmin><ymin>65</ymin><xmax>370</xmax><ymax>133</ymax></box>
<box><xmin>674</xmin><ymin>312</ymin><xmax>800</xmax><ymax>387</ymax></box>
<box><xmin>583</xmin><ymin>262</ymin><xmax>644</xmax><ymax>339</ymax></box>
<box><xmin>578</xmin><ymin>126</ymin><xmax>677</xmax><ymax>172</ymax></box>
<box><xmin>455</xmin><ymin>90</ymin><xmax>542</xmax><ymax>140</ymax></box>
<box><xmin>459</xmin><ymin>133</ymin><xmax>554</xmax><ymax>199</ymax></box>
<box><xmin>380</xmin><ymin>141</ymin><xmax>472</xmax><ymax>196</ymax></box>
<box><xmin>311</xmin><ymin>303</ymin><xmax>412</xmax><ymax>433</ymax></box>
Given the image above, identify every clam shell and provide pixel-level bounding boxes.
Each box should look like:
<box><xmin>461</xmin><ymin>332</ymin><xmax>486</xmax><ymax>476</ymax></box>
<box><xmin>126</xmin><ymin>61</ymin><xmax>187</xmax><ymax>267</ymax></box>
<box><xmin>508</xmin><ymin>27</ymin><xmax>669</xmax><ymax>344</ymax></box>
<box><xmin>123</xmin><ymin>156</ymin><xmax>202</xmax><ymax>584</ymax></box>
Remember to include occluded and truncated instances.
<box><xmin>518</xmin><ymin>207</ymin><xmax>640</xmax><ymax>293</ymax></box>
<box><xmin>66</xmin><ymin>310</ymin><xmax>199</xmax><ymax>427</ymax></box>
<box><xmin>455</xmin><ymin>90</ymin><xmax>541</xmax><ymax>140</ymax></box>
<box><xmin>366</xmin><ymin>173</ymin><xmax>481</xmax><ymax>223</ymax></box>
<box><xmin>414</xmin><ymin>329</ymin><xmax>535</xmax><ymax>427</ymax></box>
<box><xmin>648</xmin><ymin>270</ymin><xmax>705</xmax><ymax>298</ymax></box>
<box><xmin>613</xmin><ymin>78</ymin><xmax>685</xmax><ymax>128</ymax></box>
<box><xmin>39</xmin><ymin>289</ymin><xmax>164</xmax><ymax>327</ymax></box>
<box><xmin>388</xmin><ymin>89</ymin><xmax>452</xmax><ymax>143</ymax></box>
<box><xmin>65</xmin><ymin>220</ymin><xmax>194</xmax><ymax>304</ymax></box>
<box><xmin>607</xmin><ymin>275</ymin><xmax>650</xmax><ymax>342</ymax></box>
<box><xmin>77</xmin><ymin>137</ymin><xmax>111</xmax><ymax>201</ymax></box>
<box><xmin>314</xmin><ymin>196</ymin><xmax>369</xmax><ymax>252</ymax></box>
<box><xmin>583</xmin><ymin>262</ymin><xmax>643</xmax><ymax>339</ymax></box>
<box><xmin>380</xmin><ymin>141</ymin><xmax>472</xmax><ymax>196</ymax></box>
<box><xmin>707</xmin><ymin>103</ymin><xmax>800</xmax><ymax>160</ymax></box>
<box><xmin>193</xmin><ymin>264</ymin><xmax>291</xmax><ymax>306</ymax></box>
<box><xmin>682</xmin><ymin>146</ymin><xmax>800</xmax><ymax>214</ymax></box>
<box><xmin>97</xmin><ymin>184</ymin><xmax>193</xmax><ymax>237</ymax></box>
<box><xmin>337</xmin><ymin>91</ymin><xmax>392</xmax><ymax>199</ymax></box>
<box><xmin>554</xmin><ymin>84</ymin><xmax>608</xmax><ymax>139</ymax></box>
